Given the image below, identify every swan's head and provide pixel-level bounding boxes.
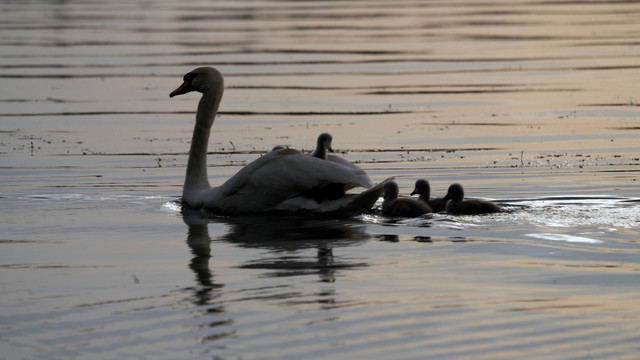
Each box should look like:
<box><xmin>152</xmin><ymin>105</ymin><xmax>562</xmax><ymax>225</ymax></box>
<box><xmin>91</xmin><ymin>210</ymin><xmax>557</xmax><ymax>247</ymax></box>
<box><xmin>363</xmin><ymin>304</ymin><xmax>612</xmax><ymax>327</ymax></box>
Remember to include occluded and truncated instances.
<box><xmin>442</xmin><ymin>183</ymin><xmax>464</xmax><ymax>202</ymax></box>
<box><xmin>170</xmin><ymin>67</ymin><xmax>224</xmax><ymax>98</ymax></box>
<box><xmin>383</xmin><ymin>181</ymin><xmax>400</xmax><ymax>200</ymax></box>
<box><xmin>317</xmin><ymin>132</ymin><xmax>334</xmax><ymax>153</ymax></box>
<box><xmin>410</xmin><ymin>179</ymin><xmax>430</xmax><ymax>196</ymax></box>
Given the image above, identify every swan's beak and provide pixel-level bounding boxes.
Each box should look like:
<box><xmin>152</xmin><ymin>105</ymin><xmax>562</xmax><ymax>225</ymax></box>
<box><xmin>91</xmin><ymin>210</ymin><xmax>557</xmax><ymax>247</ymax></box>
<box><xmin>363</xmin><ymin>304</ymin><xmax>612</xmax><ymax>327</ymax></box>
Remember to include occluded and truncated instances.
<box><xmin>410</xmin><ymin>189</ymin><xmax>417</xmax><ymax>196</ymax></box>
<box><xmin>170</xmin><ymin>81</ymin><xmax>192</xmax><ymax>98</ymax></box>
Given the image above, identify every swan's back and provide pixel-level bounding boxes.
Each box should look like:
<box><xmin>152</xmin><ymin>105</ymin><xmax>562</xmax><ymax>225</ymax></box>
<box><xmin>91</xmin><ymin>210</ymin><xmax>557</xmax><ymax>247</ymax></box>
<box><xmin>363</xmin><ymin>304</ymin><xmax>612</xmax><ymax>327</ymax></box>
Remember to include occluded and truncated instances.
<box><xmin>201</xmin><ymin>148</ymin><xmax>375</xmax><ymax>214</ymax></box>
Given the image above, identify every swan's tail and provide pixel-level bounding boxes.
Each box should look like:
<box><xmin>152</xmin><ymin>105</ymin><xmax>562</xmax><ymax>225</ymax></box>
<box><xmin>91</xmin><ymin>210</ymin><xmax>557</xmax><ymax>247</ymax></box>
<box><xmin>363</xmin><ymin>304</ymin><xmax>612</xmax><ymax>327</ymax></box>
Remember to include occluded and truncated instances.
<box><xmin>343</xmin><ymin>177</ymin><xmax>394</xmax><ymax>211</ymax></box>
<box><xmin>272</xmin><ymin>177</ymin><xmax>394</xmax><ymax>214</ymax></box>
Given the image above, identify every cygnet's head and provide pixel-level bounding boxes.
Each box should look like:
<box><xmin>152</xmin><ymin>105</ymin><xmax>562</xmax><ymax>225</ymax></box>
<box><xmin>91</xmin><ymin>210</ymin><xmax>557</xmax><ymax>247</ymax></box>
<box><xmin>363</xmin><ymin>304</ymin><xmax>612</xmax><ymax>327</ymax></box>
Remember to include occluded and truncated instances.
<box><xmin>170</xmin><ymin>67</ymin><xmax>224</xmax><ymax>97</ymax></box>
<box><xmin>383</xmin><ymin>181</ymin><xmax>400</xmax><ymax>200</ymax></box>
<box><xmin>318</xmin><ymin>133</ymin><xmax>333</xmax><ymax>152</ymax></box>
<box><xmin>410</xmin><ymin>179</ymin><xmax>430</xmax><ymax>197</ymax></box>
<box><xmin>311</xmin><ymin>132</ymin><xmax>334</xmax><ymax>159</ymax></box>
<box><xmin>442</xmin><ymin>183</ymin><xmax>465</xmax><ymax>201</ymax></box>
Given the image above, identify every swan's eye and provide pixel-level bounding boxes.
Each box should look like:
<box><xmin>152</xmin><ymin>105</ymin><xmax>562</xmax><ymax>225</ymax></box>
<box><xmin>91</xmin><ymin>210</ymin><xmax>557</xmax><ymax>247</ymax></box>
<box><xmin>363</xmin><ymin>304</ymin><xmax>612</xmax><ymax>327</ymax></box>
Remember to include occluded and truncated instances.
<box><xmin>183</xmin><ymin>72</ymin><xmax>199</xmax><ymax>84</ymax></box>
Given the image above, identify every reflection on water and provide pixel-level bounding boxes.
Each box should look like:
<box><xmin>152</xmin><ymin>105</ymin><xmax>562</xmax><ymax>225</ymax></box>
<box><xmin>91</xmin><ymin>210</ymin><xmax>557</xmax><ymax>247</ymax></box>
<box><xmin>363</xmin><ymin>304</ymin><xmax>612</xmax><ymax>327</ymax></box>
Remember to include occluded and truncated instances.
<box><xmin>0</xmin><ymin>193</ymin><xmax>638</xmax><ymax>358</ymax></box>
<box><xmin>180</xmin><ymin>208</ymin><xmax>374</xmax><ymax>348</ymax></box>
<box><xmin>183</xmin><ymin>207</ymin><xmax>371</xmax><ymax>282</ymax></box>
<box><xmin>173</xmin><ymin>196</ymin><xmax>640</xmax><ymax>358</ymax></box>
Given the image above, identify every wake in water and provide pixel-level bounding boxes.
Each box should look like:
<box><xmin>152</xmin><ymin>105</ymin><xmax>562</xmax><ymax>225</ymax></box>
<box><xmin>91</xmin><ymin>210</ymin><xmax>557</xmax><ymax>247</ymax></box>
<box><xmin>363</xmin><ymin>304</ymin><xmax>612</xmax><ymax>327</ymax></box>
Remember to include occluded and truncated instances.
<box><xmin>504</xmin><ymin>196</ymin><xmax>640</xmax><ymax>228</ymax></box>
<box><xmin>361</xmin><ymin>195</ymin><xmax>640</xmax><ymax>245</ymax></box>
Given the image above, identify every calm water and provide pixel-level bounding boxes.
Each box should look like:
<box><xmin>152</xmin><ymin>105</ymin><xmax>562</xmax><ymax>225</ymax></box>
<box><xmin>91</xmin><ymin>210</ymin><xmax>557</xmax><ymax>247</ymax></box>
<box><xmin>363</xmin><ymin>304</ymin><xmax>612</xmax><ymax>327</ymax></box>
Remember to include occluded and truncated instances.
<box><xmin>2</xmin><ymin>1</ymin><xmax>640</xmax><ymax>359</ymax></box>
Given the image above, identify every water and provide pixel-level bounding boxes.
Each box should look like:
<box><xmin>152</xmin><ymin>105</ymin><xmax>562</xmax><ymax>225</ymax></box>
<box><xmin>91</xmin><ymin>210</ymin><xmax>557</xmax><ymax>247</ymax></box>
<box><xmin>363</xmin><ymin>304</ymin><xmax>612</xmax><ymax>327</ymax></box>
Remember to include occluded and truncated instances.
<box><xmin>2</xmin><ymin>1</ymin><xmax>640</xmax><ymax>359</ymax></box>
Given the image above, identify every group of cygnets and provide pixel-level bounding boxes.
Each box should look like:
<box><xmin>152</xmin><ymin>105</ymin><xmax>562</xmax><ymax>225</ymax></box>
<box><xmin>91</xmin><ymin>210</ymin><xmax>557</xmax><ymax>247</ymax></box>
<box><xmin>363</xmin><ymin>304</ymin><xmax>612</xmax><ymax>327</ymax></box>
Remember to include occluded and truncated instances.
<box><xmin>382</xmin><ymin>180</ymin><xmax>501</xmax><ymax>217</ymax></box>
<box><xmin>306</xmin><ymin>132</ymin><xmax>501</xmax><ymax>218</ymax></box>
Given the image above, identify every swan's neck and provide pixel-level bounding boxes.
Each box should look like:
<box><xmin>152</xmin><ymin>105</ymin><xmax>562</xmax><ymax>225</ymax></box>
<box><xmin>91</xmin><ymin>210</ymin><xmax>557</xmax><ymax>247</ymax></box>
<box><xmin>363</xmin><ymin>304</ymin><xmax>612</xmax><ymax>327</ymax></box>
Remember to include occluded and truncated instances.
<box><xmin>184</xmin><ymin>89</ymin><xmax>223</xmax><ymax>197</ymax></box>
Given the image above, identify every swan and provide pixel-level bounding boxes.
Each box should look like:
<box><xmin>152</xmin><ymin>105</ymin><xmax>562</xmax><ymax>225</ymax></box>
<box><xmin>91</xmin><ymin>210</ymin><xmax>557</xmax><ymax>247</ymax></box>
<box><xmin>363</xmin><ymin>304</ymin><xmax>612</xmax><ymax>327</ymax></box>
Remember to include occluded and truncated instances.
<box><xmin>170</xmin><ymin>66</ymin><xmax>387</xmax><ymax>215</ymax></box>
<box><xmin>411</xmin><ymin>179</ymin><xmax>445</xmax><ymax>212</ymax></box>
<box><xmin>442</xmin><ymin>183</ymin><xmax>501</xmax><ymax>215</ymax></box>
<box><xmin>382</xmin><ymin>181</ymin><xmax>432</xmax><ymax>217</ymax></box>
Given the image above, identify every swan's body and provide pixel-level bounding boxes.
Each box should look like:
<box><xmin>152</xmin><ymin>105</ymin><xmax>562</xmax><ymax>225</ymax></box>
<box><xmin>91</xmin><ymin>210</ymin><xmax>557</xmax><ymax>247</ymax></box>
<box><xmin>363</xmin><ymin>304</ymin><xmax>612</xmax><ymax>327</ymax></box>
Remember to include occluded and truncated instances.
<box><xmin>411</xmin><ymin>179</ymin><xmax>445</xmax><ymax>213</ymax></box>
<box><xmin>382</xmin><ymin>181</ymin><xmax>432</xmax><ymax>217</ymax></box>
<box><xmin>442</xmin><ymin>183</ymin><xmax>501</xmax><ymax>215</ymax></box>
<box><xmin>170</xmin><ymin>67</ymin><xmax>384</xmax><ymax>215</ymax></box>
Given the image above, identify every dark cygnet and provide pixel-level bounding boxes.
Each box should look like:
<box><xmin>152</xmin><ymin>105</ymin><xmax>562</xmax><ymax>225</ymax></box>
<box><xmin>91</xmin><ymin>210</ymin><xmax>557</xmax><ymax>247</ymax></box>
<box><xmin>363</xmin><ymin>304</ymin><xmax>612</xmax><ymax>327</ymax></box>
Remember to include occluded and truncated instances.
<box><xmin>442</xmin><ymin>183</ymin><xmax>501</xmax><ymax>215</ymax></box>
<box><xmin>382</xmin><ymin>181</ymin><xmax>432</xmax><ymax>217</ymax></box>
<box><xmin>303</xmin><ymin>132</ymin><xmax>344</xmax><ymax>202</ymax></box>
<box><xmin>411</xmin><ymin>179</ymin><xmax>445</xmax><ymax>213</ymax></box>
<box><xmin>311</xmin><ymin>132</ymin><xmax>333</xmax><ymax>159</ymax></box>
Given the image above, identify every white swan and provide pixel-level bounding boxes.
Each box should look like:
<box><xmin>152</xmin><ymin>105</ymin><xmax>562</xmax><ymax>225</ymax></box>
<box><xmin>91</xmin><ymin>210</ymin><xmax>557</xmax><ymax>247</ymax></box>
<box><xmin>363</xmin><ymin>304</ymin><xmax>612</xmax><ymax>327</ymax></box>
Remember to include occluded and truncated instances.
<box><xmin>170</xmin><ymin>66</ymin><xmax>387</xmax><ymax>215</ymax></box>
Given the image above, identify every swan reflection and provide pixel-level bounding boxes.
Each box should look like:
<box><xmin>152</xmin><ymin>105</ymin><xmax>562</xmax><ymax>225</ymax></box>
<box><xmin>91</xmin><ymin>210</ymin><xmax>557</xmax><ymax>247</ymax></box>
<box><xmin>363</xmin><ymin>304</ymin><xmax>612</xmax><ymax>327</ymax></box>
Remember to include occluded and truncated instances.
<box><xmin>182</xmin><ymin>208</ymin><xmax>371</xmax><ymax>282</ymax></box>
<box><xmin>181</xmin><ymin>210</ymin><xmax>225</xmax><ymax>310</ymax></box>
<box><xmin>182</xmin><ymin>207</ymin><xmax>372</xmax><ymax>311</ymax></box>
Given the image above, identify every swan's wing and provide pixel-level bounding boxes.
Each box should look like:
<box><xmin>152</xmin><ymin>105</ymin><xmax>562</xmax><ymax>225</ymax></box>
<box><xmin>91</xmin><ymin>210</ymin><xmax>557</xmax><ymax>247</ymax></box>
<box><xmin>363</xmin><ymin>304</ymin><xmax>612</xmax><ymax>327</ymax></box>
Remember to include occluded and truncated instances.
<box><xmin>250</xmin><ymin>150</ymin><xmax>371</xmax><ymax>194</ymax></box>
<box><xmin>275</xmin><ymin>177</ymin><xmax>394</xmax><ymax>213</ymax></box>
<box><xmin>326</xmin><ymin>154</ymin><xmax>372</xmax><ymax>189</ymax></box>
<box><xmin>206</xmin><ymin>149</ymin><xmax>374</xmax><ymax>214</ymax></box>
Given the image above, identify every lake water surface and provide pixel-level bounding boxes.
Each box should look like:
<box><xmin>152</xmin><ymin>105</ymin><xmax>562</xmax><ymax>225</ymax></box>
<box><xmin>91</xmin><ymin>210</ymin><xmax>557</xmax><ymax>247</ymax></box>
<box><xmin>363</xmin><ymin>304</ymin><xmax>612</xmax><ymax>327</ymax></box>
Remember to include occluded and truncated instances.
<box><xmin>2</xmin><ymin>1</ymin><xmax>640</xmax><ymax>359</ymax></box>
